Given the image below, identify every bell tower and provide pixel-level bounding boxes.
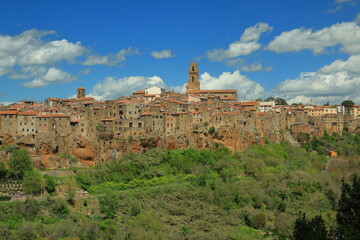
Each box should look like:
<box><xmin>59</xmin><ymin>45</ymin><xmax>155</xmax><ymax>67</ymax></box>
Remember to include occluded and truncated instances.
<box><xmin>186</xmin><ymin>62</ymin><xmax>200</xmax><ymax>91</ymax></box>
<box><xmin>77</xmin><ymin>87</ymin><xmax>86</xmax><ymax>98</ymax></box>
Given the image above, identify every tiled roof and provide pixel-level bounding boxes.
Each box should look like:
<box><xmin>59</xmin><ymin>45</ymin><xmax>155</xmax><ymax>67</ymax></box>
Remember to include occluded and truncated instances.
<box><xmin>187</xmin><ymin>90</ymin><xmax>237</xmax><ymax>93</ymax></box>
<box><xmin>0</xmin><ymin>110</ymin><xmax>18</xmax><ymax>115</ymax></box>
<box><xmin>18</xmin><ymin>111</ymin><xmax>37</xmax><ymax>116</ymax></box>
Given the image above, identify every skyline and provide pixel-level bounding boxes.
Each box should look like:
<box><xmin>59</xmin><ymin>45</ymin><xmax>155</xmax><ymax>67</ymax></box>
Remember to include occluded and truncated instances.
<box><xmin>0</xmin><ymin>0</ymin><xmax>360</xmax><ymax>105</ymax></box>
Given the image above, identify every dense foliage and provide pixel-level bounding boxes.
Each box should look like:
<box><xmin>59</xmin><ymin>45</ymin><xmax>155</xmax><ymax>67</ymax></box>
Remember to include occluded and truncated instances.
<box><xmin>1</xmin><ymin>136</ymin><xmax>360</xmax><ymax>239</ymax></box>
<box><xmin>302</xmin><ymin>131</ymin><xmax>360</xmax><ymax>156</ymax></box>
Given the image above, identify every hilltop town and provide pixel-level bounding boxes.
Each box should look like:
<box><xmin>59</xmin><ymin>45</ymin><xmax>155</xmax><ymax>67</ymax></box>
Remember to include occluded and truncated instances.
<box><xmin>0</xmin><ymin>63</ymin><xmax>359</xmax><ymax>167</ymax></box>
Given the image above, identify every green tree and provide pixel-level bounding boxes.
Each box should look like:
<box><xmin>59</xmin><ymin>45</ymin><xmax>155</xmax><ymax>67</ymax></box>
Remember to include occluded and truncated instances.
<box><xmin>342</xmin><ymin>100</ymin><xmax>355</xmax><ymax>117</ymax></box>
<box><xmin>99</xmin><ymin>190</ymin><xmax>119</xmax><ymax>218</ymax></box>
<box><xmin>8</xmin><ymin>149</ymin><xmax>33</xmax><ymax>179</ymax></box>
<box><xmin>208</xmin><ymin>127</ymin><xmax>215</xmax><ymax>134</ymax></box>
<box><xmin>337</xmin><ymin>176</ymin><xmax>360</xmax><ymax>240</ymax></box>
<box><xmin>293</xmin><ymin>213</ymin><xmax>329</xmax><ymax>240</ymax></box>
<box><xmin>275</xmin><ymin>97</ymin><xmax>288</xmax><ymax>105</ymax></box>
<box><xmin>23</xmin><ymin>170</ymin><xmax>44</xmax><ymax>195</ymax></box>
<box><xmin>44</xmin><ymin>174</ymin><xmax>57</xmax><ymax>194</ymax></box>
<box><xmin>341</xmin><ymin>100</ymin><xmax>355</xmax><ymax>108</ymax></box>
<box><xmin>0</xmin><ymin>161</ymin><xmax>8</xmax><ymax>179</ymax></box>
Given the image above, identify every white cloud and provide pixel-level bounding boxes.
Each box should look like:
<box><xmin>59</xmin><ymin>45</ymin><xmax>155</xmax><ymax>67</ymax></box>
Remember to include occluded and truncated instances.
<box><xmin>199</xmin><ymin>70</ymin><xmax>265</xmax><ymax>100</ymax></box>
<box><xmin>319</xmin><ymin>55</ymin><xmax>360</xmax><ymax>74</ymax></box>
<box><xmin>0</xmin><ymin>29</ymin><xmax>86</xmax><ymax>67</ymax></box>
<box><xmin>79</xmin><ymin>68</ymin><xmax>91</xmax><ymax>75</ymax></box>
<box><xmin>89</xmin><ymin>76</ymin><xmax>166</xmax><ymax>101</ymax></box>
<box><xmin>355</xmin><ymin>13</ymin><xmax>360</xmax><ymax>24</ymax></box>
<box><xmin>226</xmin><ymin>58</ymin><xmax>273</xmax><ymax>72</ymax></box>
<box><xmin>82</xmin><ymin>47</ymin><xmax>139</xmax><ymax>66</ymax></box>
<box><xmin>272</xmin><ymin>57</ymin><xmax>360</xmax><ymax>104</ymax></box>
<box><xmin>267</xmin><ymin>22</ymin><xmax>360</xmax><ymax>55</ymax></box>
<box><xmin>151</xmin><ymin>50</ymin><xmax>175</xmax><ymax>59</ymax></box>
<box><xmin>206</xmin><ymin>22</ymin><xmax>272</xmax><ymax>61</ymax></box>
<box><xmin>22</xmin><ymin>67</ymin><xmax>76</xmax><ymax>88</ymax></box>
<box><xmin>0</xmin><ymin>102</ymin><xmax>13</xmax><ymax>106</ymax></box>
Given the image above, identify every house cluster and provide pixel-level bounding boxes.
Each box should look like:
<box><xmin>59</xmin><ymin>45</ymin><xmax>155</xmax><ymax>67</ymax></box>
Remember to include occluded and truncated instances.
<box><xmin>0</xmin><ymin>63</ymin><xmax>358</xmax><ymax>151</ymax></box>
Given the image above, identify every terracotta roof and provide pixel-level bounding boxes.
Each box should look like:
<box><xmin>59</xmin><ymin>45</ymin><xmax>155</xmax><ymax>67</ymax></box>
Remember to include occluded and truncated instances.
<box><xmin>0</xmin><ymin>110</ymin><xmax>18</xmax><ymax>115</ymax></box>
<box><xmin>75</xmin><ymin>97</ymin><xmax>94</xmax><ymax>101</ymax></box>
<box><xmin>140</xmin><ymin>112</ymin><xmax>155</xmax><ymax>116</ymax></box>
<box><xmin>36</xmin><ymin>114</ymin><xmax>51</xmax><ymax>118</ymax></box>
<box><xmin>77</xmin><ymin>87</ymin><xmax>85</xmax><ymax>89</ymax></box>
<box><xmin>8</xmin><ymin>105</ymin><xmax>24</xmax><ymax>110</ymax></box>
<box><xmin>166</xmin><ymin>98</ymin><xmax>183</xmax><ymax>104</ymax></box>
<box><xmin>47</xmin><ymin>98</ymin><xmax>63</xmax><ymax>101</ymax></box>
<box><xmin>187</xmin><ymin>90</ymin><xmax>237</xmax><ymax>93</ymax></box>
<box><xmin>29</xmin><ymin>103</ymin><xmax>42</xmax><ymax>108</ymax></box>
<box><xmin>220</xmin><ymin>97</ymin><xmax>236</xmax><ymax>100</ymax></box>
<box><xmin>18</xmin><ymin>111</ymin><xmax>37</xmax><ymax>116</ymax></box>
<box><xmin>133</xmin><ymin>90</ymin><xmax>145</xmax><ymax>94</ymax></box>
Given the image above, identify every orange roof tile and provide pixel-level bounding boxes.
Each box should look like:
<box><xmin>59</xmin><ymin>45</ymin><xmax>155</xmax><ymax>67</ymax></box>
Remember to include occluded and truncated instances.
<box><xmin>0</xmin><ymin>110</ymin><xmax>18</xmax><ymax>115</ymax></box>
<box><xmin>18</xmin><ymin>111</ymin><xmax>37</xmax><ymax>116</ymax></box>
<box><xmin>75</xmin><ymin>97</ymin><xmax>94</xmax><ymax>101</ymax></box>
<box><xmin>187</xmin><ymin>90</ymin><xmax>237</xmax><ymax>93</ymax></box>
<box><xmin>140</xmin><ymin>112</ymin><xmax>156</xmax><ymax>116</ymax></box>
<box><xmin>133</xmin><ymin>90</ymin><xmax>145</xmax><ymax>94</ymax></box>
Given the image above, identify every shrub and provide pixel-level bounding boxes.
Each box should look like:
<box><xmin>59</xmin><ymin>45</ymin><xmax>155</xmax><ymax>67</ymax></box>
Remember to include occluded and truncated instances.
<box><xmin>8</xmin><ymin>149</ymin><xmax>33</xmax><ymax>179</ymax></box>
<box><xmin>23</xmin><ymin>170</ymin><xmax>44</xmax><ymax>195</ymax></box>
<box><xmin>208</xmin><ymin>127</ymin><xmax>215</xmax><ymax>134</ymax></box>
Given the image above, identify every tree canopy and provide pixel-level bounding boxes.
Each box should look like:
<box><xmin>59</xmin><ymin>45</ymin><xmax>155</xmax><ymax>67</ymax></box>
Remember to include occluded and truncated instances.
<box><xmin>341</xmin><ymin>100</ymin><xmax>354</xmax><ymax>107</ymax></box>
<box><xmin>7</xmin><ymin>149</ymin><xmax>33</xmax><ymax>179</ymax></box>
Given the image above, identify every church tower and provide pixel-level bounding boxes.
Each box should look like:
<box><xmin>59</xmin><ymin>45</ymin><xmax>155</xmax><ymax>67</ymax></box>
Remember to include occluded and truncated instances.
<box><xmin>186</xmin><ymin>62</ymin><xmax>200</xmax><ymax>91</ymax></box>
<box><xmin>77</xmin><ymin>87</ymin><xmax>86</xmax><ymax>98</ymax></box>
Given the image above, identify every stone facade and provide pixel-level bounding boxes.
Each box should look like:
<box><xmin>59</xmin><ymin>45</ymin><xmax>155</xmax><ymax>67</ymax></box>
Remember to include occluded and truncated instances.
<box><xmin>0</xmin><ymin>63</ymin><xmax>356</xmax><ymax>165</ymax></box>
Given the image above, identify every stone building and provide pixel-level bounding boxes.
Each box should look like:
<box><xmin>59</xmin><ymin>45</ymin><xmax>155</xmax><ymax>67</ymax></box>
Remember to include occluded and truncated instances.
<box><xmin>186</xmin><ymin>62</ymin><xmax>200</xmax><ymax>91</ymax></box>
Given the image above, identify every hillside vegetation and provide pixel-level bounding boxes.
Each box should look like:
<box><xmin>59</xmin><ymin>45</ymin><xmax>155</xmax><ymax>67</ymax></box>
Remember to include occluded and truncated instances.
<box><xmin>1</xmin><ymin>133</ymin><xmax>360</xmax><ymax>239</ymax></box>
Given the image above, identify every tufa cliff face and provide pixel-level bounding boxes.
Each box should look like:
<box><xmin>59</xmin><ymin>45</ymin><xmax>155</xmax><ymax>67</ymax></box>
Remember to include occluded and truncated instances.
<box><xmin>0</xmin><ymin>110</ymin><xmax>305</xmax><ymax>169</ymax></box>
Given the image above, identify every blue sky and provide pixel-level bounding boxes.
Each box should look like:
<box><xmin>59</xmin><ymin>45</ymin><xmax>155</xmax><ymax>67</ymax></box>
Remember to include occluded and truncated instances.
<box><xmin>0</xmin><ymin>0</ymin><xmax>360</xmax><ymax>104</ymax></box>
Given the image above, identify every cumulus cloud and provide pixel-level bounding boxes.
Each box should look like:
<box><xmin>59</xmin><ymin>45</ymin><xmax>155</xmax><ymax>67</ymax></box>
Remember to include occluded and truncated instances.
<box><xmin>82</xmin><ymin>47</ymin><xmax>139</xmax><ymax>66</ymax></box>
<box><xmin>0</xmin><ymin>29</ymin><xmax>86</xmax><ymax>67</ymax></box>
<box><xmin>267</xmin><ymin>22</ymin><xmax>360</xmax><ymax>55</ymax></box>
<box><xmin>89</xmin><ymin>76</ymin><xmax>166</xmax><ymax>101</ymax></box>
<box><xmin>0</xmin><ymin>102</ymin><xmax>14</xmax><ymax>106</ymax></box>
<box><xmin>319</xmin><ymin>55</ymin><xmax>360</xmax><ymax>74</ymax></box>
<box><xmin>272</xmin><ymin>54</ymin><xmax>360</xmax><ymax>104</ymax></box>
<box><xmin>0</xmin><ymin>29</ymin><xmax>140</xmax><ymax>87</ymax></box>
<box><xmin>151</xmin><ymin>50</ymin><xmax>175</xmax><ymax>59</ymax></box>
<box><xmin>22</xmin><ymin>67</ymin><xmax>76</xmax><ymax>88</ymax></box>
<box><xmin>226</xmin><ymin>58</ymin><xmax>273</xmax><ymax>72</ymax></box>
<box><xmin>199</xmin><ymin>70</ymin><xmax>265</xmax><ymax>100</ymax></box>
<box><xmin>206</xmin><ymin>22</ymin><xmax>272</xmax><ymax>61</ymax></box>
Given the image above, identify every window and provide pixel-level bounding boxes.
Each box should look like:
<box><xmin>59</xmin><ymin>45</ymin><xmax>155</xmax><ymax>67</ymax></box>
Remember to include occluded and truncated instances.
<box><xmin>192</xmin><ymin>77</ymin><xmax>194</xmax><ymax>82</ymax></box>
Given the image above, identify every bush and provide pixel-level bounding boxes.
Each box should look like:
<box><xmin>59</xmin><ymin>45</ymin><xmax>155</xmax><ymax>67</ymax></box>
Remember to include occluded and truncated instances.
<box><xmin>44</xmin><ymin>175</ymin><xmax>57</xmax><ymax>194</ymax></box>
<box><xmin>23</xmin><ymin>170</ymin><xmax>44</xmax><ymax>195</ymax></box>
<box><xmin>8</xmin><ymin>149</ymin><xmax>33</xmax><ymax>179</ymax></box>
<box><xmin>208</xmin><ymin>127</ymin><xmax>215</xmax><ymax>134</ymax></box>
<box><xmin>99</xmin><ymin>190</ymin><xmax>119</xmax><ymax>218</ymax></box>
